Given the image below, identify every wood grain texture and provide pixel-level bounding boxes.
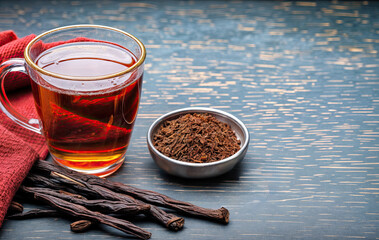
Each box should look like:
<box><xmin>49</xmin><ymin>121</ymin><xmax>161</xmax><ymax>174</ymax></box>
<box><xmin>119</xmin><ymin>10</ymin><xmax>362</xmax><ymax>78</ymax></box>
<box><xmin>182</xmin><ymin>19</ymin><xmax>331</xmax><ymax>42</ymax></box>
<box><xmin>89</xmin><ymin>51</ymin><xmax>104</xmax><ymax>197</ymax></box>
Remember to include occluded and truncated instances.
<box><xmin>0</xmin><ymin>0</ymin><xmax>378</xmax><ymax>239</ymax></box>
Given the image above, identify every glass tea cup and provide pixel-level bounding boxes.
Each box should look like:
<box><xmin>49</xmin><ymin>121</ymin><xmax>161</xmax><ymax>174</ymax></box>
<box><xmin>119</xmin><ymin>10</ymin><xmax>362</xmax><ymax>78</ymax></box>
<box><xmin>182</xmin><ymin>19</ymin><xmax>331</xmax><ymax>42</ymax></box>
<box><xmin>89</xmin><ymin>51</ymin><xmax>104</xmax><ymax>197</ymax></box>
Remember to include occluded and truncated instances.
<box><xmin>0</xmin><ymin>25</ymin><xmax>146</xmax><ymax>177</ymax></box>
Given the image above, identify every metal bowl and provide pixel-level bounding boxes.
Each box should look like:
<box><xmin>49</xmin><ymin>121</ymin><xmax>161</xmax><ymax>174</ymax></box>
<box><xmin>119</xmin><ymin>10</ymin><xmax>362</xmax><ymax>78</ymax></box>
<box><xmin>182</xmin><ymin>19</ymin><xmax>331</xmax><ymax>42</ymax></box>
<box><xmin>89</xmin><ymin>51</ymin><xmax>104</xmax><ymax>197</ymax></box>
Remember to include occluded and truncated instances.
<box><xmin>147</xmin><ymin>107</ymin><xmax>249</xmax><ymax>178</ymax></box>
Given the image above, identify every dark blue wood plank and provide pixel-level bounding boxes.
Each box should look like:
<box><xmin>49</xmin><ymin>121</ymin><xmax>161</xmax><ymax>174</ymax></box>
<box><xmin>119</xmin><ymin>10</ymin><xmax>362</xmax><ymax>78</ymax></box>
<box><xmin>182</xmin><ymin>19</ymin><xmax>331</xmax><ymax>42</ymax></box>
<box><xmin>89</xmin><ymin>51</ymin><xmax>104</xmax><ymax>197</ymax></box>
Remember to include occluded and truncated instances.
<box><xmin>0</xmin><ymin>0</ymin><xmax>378</xmax><ymax>239</ymax></box>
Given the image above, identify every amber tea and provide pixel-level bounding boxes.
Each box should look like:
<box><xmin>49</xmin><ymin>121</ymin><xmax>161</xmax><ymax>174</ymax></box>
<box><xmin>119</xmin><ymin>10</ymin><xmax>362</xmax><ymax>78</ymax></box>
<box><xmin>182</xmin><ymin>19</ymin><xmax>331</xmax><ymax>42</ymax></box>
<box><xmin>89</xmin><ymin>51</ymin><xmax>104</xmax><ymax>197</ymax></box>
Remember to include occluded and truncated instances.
<box><xmin>0</xmin><ymin>25</ymin><xmax>145</xmax><ymax>177</ymax></box>
<box><xmin>31</xmin><ymin>42</ymin><xmax>142</xmax><ymax>176</ymax></box>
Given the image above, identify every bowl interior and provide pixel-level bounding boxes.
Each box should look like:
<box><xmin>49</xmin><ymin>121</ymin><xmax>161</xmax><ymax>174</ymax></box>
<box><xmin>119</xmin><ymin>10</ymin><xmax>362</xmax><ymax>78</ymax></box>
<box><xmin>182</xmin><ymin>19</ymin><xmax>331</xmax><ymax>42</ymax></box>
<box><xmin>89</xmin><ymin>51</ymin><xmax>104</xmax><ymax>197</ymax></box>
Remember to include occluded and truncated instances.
<box><xmin>148</xmin><ymin>108</ymin><xmax>248</xmax><ymax>166</ymax></box>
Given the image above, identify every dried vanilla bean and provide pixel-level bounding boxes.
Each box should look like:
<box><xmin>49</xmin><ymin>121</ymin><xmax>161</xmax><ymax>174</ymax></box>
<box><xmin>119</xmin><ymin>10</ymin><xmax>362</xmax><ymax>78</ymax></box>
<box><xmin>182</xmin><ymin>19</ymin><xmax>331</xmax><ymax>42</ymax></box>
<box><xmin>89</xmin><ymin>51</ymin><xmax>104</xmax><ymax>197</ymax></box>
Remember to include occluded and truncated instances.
<box><xmin>54</xmin><ymin>173</ymin><xmax>184</xmax><ymax>231</ymax></box>
<box><xmin>24</xmin><ymin>186</ymin><xmax>150</xmax><ymax>215</ymax></box>
<box><xmin>21</xmin><ymin>186</ymin><xmax>151</xmax><ymax>240</ymax></box>
<box><xmin>7</xmin><ymin>201</ymin><xmax>23</xmax><ymax>215</ymax></box>
<box><xmin>97</xmin><ymin>182</ymin><xmax>229</xmax><ymax>224</ymax></box>
<box><xmin>58</xmin><ymin>190</ymin><xmax>87</xmax><ymax>200</ymax></box>
<box><xmin>30</xmin><ymin>166</ymin><xmax>184</xmax><ymax>231</ymax></box>
<box><xmin>7</xmin><ymin>209</ymin><xmax>60</xmax><ymax>219</ymax></box>
<box><xmin>26</xmin><ymin>173</ymin><xmax>146</xmax><ymax>210</ymax></box>
<box><xmin>25</xmin><ymin>174</ymin><xmax>66</xmax><ymax>190</ymax></box>
<box><xmin>146</xmin><ymin>204</ymin><xmax>184</xmax><ymax>231</ymax></box>
<box><xmin>70</xmin><ymin>220</ymin><xmax>93</xmax><ymax>233</ymax></box>
<box><xmin>34</xmin><ymin>160</ymin><xmax>229</xmax><ymax>223</ymax></box>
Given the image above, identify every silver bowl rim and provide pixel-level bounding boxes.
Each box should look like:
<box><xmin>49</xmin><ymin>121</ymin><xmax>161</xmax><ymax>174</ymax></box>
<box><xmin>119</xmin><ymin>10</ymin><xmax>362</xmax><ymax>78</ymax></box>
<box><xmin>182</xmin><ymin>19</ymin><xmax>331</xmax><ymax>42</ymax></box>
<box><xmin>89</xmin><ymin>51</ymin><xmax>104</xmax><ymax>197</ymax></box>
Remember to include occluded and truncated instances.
<box><xmin>147</xmin><ymin>107</ymin><xmax>250</xmax><ymax>168</ymax></box>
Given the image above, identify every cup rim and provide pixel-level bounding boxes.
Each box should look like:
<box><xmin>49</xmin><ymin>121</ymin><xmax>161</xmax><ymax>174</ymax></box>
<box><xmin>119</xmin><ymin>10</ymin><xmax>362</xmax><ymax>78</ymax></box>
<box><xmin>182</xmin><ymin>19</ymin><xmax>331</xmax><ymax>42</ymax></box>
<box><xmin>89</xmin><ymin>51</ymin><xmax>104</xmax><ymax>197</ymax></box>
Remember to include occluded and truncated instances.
<box><xmin>24</xmin><ymin>24</ymin><xmax>146</xmax><ymax>81</ymax></box>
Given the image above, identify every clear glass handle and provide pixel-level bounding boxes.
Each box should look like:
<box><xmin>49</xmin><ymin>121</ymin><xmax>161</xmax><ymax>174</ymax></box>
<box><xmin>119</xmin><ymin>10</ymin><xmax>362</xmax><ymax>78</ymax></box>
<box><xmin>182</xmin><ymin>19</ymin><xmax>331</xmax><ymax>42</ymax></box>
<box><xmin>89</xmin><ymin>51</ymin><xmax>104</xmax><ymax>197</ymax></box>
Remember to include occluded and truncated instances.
<box><xmin>0</xmin><ymin>58</ymin><xmax>42</xmax><ymax>134</ymax></box>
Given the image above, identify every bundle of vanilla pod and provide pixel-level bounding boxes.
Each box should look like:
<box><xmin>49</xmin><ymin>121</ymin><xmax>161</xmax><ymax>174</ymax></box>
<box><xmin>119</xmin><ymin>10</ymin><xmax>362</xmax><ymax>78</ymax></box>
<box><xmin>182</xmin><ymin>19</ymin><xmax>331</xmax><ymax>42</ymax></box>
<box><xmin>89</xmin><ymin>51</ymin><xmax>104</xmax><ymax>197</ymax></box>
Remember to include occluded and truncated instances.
<box><xmin>6</xmin><ymin>160</ymin><xmax>229</xmax><ymax>239</ymax></box>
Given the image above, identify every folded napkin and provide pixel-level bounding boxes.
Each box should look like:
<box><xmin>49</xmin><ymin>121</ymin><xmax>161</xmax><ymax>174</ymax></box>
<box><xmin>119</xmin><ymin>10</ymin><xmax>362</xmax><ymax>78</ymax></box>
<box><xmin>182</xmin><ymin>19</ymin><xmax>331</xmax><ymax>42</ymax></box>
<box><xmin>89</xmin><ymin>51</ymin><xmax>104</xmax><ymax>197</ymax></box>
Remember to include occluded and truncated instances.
<box><xmin>0</xmin><ymin>31</ymin><xmax>49</xmax><ymax>227</ymax></box>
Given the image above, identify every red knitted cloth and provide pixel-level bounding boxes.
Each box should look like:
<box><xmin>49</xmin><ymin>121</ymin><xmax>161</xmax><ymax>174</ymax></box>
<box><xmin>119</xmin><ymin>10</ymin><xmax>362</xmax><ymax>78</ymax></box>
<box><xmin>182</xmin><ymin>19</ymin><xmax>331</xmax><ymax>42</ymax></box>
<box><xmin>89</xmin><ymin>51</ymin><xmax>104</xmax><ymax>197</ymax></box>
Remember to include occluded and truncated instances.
<box><xmin>0</xmin><ymin>31</ymin><xmax>48</xmax><ymax>227</ymax></box>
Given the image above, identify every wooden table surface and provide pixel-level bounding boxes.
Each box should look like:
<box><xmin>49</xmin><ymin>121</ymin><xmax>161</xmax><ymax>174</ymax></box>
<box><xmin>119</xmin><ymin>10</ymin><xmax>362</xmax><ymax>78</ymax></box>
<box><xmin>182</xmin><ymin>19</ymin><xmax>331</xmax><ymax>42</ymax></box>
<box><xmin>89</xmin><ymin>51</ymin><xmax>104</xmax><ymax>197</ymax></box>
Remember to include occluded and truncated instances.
<box><xmin>0</xmin><ymin>0</ymin><xmax>378</xmax><ymax>239</ymax></box>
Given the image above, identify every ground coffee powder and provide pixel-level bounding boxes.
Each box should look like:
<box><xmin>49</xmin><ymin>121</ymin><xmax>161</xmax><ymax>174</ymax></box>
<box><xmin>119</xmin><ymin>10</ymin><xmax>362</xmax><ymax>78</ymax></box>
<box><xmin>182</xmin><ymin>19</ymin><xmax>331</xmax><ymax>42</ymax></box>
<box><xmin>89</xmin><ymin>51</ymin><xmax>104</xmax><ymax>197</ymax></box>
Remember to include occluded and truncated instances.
<box><xmin>153</xmin><ymin>113</ymin><xmax>241</xmax><ymax>163</ymax></box>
